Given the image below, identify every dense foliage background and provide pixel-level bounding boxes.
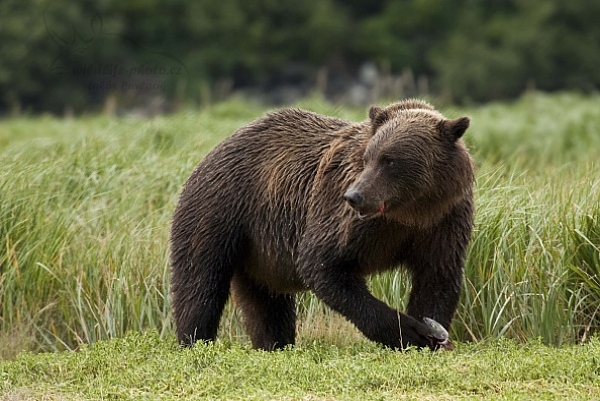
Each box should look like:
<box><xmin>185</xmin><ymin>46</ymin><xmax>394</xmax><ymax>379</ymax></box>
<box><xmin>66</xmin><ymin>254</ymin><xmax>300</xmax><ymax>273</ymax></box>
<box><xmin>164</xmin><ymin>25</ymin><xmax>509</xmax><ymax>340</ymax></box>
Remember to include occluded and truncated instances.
<box><xmin>1</xmin><ymin>0</ymin><xmax>599</xmax><ymax>114</ymax></box>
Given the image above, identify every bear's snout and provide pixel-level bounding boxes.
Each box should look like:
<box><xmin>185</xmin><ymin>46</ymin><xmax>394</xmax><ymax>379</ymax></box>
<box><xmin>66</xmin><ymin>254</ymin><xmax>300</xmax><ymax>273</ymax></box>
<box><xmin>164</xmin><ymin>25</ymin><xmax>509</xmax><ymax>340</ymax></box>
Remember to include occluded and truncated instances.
<box><xmin>343</xmin><ymin>187</ymin><xmax>384</xmax><ymax>219</ymax></box>
<box><xmin>343</xmin><ymin>188</ymin><xmax>365</xmax><ymax>209</ymax></box>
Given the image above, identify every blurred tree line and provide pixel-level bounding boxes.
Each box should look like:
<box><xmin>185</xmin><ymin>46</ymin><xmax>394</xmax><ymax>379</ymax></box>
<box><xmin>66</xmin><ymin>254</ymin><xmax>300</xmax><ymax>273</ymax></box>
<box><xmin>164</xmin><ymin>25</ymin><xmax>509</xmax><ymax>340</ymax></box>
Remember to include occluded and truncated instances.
<box><xmin>0</xmin><ymin>0</ymin><xmax>598</xmax><ymax>114</ymax></box>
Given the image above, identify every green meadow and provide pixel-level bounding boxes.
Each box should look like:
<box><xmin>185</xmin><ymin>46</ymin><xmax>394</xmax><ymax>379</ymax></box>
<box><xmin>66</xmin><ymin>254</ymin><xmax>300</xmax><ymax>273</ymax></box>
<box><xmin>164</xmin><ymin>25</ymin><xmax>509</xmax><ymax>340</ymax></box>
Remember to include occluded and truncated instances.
<box><xmin>3</xmin><ymin>332</ymin><xmax>600</xmax><ymax>400</ymax></box>
<box><xmin>1</xmin><ymin>92</ymin><xmax>600</xmax><ymax>399</ymax></box>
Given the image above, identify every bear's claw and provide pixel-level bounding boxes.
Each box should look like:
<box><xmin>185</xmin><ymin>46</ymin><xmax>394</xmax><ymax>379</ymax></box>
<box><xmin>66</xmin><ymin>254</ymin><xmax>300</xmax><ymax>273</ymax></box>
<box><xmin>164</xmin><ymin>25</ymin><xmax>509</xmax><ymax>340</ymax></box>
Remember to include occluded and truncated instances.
<box><xmin>423</xmin><ymin>317</ymin><xmax>448</xmax><ymax>340</ymax></box>
<box><xmin>423</xmin><ymin>317</ymin><xmax>454</xmax><ymax>350</ymax></box>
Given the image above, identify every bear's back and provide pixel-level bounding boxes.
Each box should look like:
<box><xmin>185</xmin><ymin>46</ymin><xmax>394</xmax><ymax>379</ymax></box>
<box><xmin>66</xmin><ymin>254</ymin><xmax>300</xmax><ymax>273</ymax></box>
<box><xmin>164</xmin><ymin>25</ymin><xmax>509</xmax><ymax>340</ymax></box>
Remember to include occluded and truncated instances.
<box><xmin>236</xmin><ymin>108</ymin><xmax>351</xmax><ymax>150</ymax></box>
<box><xmin>193</xmin><ymin>109</ymin><xmax>357</xmax><ymax>291</ymax></box>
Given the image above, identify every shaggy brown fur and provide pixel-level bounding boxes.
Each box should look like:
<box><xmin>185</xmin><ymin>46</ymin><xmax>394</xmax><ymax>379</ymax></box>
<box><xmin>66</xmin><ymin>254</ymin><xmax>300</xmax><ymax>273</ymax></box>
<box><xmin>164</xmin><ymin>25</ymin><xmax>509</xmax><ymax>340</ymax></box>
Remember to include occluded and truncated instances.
<box><xmin>170</xmin><ymin>99</ymin><xmax>474</xmax><ymax>351</ymax></box>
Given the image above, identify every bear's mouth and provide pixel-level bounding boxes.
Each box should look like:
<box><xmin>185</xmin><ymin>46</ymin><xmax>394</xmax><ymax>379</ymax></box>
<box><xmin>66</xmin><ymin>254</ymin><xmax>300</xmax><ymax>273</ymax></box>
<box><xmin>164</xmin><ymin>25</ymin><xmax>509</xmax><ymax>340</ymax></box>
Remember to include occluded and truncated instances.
<box><xmin>356</xmin><ymin>203</ymin><xmax>385</xmax><ymax>220</ymax></box>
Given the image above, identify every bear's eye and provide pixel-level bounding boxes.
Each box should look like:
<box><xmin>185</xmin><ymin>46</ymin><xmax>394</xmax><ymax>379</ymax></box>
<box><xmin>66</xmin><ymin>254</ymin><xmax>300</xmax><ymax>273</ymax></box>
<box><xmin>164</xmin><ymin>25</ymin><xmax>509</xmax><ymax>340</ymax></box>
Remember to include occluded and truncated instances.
<box><xmin>380</xmin><ymin>156</ymin><xmax>395</xmax><ymax>167</ymax></box>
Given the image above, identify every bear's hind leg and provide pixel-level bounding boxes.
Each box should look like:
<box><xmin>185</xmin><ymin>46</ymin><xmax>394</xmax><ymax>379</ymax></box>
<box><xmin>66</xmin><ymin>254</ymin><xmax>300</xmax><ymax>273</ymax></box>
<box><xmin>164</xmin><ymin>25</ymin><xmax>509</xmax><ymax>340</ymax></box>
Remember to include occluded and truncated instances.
<box><xmin>171</xmin><ymin>267</ymin><xmax>234</xmax><ymax>346</ymax></box>
<box><xmin>171</xmin><ymin>234</ymin><xmax>238</xmax><ymax>347</ymax></box>
<box><xmin>231</xmin><ymin>273</ymin><xmax>296</xmax><ymax>351</ymax></box>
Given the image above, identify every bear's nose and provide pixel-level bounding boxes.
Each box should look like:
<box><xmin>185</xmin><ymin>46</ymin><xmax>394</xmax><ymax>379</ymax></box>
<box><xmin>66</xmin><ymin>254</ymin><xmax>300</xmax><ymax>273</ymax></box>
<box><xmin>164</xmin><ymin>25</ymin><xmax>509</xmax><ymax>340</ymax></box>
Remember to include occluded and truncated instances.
<box><xmin>343</xmin><ymin>188</ymin><xmax>364</xmax><ymax>209</ymax></box>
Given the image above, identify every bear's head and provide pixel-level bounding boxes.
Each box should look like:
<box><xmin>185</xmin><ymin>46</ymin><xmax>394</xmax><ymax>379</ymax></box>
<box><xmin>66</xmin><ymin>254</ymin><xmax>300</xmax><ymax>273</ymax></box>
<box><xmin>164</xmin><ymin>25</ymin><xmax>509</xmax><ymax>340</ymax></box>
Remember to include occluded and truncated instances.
<box><xmin>343</xmin><ymin>99</ymin><xmax>473</xmax><ymax>227</ymax></box>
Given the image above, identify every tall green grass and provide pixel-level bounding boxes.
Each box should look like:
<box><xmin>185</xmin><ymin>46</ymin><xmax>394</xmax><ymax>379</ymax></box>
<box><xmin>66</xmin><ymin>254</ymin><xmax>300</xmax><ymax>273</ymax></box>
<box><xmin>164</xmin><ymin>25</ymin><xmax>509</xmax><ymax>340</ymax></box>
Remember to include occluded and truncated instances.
<box><xmin>1</xmin><ymin>93</ymin><xmax>599</xmax><ymax>355</ymax></box>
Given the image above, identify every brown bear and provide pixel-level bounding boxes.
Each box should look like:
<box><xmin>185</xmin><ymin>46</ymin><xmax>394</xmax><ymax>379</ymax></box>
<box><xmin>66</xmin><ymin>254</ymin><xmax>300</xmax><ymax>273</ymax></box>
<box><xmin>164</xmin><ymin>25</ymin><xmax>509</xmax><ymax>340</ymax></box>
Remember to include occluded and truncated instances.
<box><xmin>170</xmin><ymin>99</ymin><xmax>474</xmax><ymax>351</ymax></box>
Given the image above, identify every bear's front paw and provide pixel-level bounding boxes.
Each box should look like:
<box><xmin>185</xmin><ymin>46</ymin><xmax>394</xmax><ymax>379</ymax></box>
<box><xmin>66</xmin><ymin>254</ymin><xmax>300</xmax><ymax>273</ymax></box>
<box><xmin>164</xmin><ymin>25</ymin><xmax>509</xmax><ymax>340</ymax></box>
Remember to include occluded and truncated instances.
<box><xmin>423</xmin><ymin>317</ymin><xmax>454</xmax><ymax>351</ymax></box>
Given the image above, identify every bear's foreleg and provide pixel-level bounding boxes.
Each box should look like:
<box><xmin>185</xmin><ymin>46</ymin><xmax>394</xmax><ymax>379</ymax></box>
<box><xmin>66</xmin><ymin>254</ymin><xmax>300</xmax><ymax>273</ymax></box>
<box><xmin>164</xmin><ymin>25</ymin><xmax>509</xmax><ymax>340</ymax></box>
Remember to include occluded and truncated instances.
<box><xmin>405</xmin><ymin>202</ymin><xmax>473</xmax><ymax>329</ymax></box>
<box><xmin>405</xmin><ymin>260</ymin><xmax>463</xmax><ymax>330</ymax></box>
<box><xmin>299</xmin><ymin>256</ymin><xmax>441</xmax><ymax>350</ymax></box>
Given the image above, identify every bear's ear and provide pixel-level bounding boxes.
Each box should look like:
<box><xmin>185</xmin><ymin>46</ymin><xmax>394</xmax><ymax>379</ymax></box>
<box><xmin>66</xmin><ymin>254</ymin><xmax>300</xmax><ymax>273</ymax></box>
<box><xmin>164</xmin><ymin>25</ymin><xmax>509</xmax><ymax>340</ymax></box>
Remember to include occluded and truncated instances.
<box><xmin>369</xmin><ymin>106</ymin><xmax>384</xmax><ymax>121</ymax></box>
<box><xmin>440</xmin><ymin>116</ymin><xmax>470</xmax><ymax>141</ymax></box>
<box><xmin>368</xmin><ymin>106</ymin><xmax>390</xmax><ymax>135</ymax></box>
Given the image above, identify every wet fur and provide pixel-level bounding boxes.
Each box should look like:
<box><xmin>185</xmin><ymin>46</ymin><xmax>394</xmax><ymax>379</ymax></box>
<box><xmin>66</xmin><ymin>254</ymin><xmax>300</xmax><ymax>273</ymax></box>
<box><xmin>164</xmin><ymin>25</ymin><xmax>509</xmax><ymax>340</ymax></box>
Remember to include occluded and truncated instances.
<box><xmin>170</xmin><ymin>99</ymin><xmax>474</xmax><ymax>350</ymax></box>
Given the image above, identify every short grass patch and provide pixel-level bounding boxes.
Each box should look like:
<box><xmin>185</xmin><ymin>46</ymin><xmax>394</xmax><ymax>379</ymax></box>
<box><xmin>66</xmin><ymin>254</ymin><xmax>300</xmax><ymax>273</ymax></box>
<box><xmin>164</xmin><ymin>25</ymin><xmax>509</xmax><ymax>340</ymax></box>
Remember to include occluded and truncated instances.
<box><xmin>2</xmin><ymin>331</ymin><xmax>600</xmax><ymax>400</ymax></box>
